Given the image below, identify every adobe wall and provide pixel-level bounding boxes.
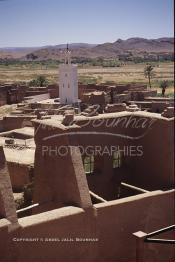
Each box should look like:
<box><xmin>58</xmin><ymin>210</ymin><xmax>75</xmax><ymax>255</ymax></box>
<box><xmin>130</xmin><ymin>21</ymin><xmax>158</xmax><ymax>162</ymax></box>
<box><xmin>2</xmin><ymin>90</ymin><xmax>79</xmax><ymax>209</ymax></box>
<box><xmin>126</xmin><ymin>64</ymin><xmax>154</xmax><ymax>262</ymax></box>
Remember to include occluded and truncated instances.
<box><xmin>78</xmin><ymin>84</ymin><xmax>154</xmax><ymax>104</ymax></box>
<box><xmin>33</xmin><ymin>113</ymin><xmax>174</xmax><ymax>200</ymax></box>
<box><xmin>0</xmin><ymin>91</ymin><xmax>7</xmax><ymax>106</ymax></box>
<box><xmin>78</xmin><ymin>84</ymin><xmax>111</xmax><ymax>100</ymax></box>
<box><xmin>151</xmin><ymin>101</ymin><xmax>172</xmax><ymax>113</ymax></box>
<box><xmin>73</xmin><ymin>113</ymin><xmax>174</xmax><ymax>191</ymax></box>
<box><xmin>2</xmin><ymin>190</ymin><xmax>174</xmax><ymax>262</ymax></box>
<box><xmin>33</xmin><ymin>117</ymin><xmax>133</xmax><ymax>201</ymax></box>
<box><xmin>13</xmin><ymin>207</ymin><xmax>97</xmax><ymax>262</ymax></box>
<box><xmin>0</xmin><ymin>146</ymin><xmax>18</xmax><ymax>225</ymax></box>
<box><xmin>0</xmin><ymin>85</ymin><xmax>27</xmax><ymax>105</ymax></box>
<box><xmin>129</xmin><ymin>117</ymin><xmax>174</xmax><ymax>190</ymax></box>
<box><xmin>2</xmin><ymin>116</ymin><xmax>35</xmax><ymax>132</ymax></box>
<box><xmin>0</xmin><ymin>119</ymin><xmax>4</xmax><ymax>132</ymax></box>
<box><xmin>0</xmin><ymin>219</ymin><xmax>12</xmax><ymax>261</ymax></box>
<box><xmin>7</xmin><ymin>162</ymin><xmax>31</xmax><ymax>191</ymax></box>
<box><xmin>95</xmin><ymin>190</ymin><xmax>174</xmax><ymax>262</ymax></box>
<box><xmin>113</xmin><ymin>93</ymin><xmax>131</xmax><ymax>103</ymax></box>
<box><xmin>7</xmin><ymin>89</ymin><xmax>26</xmax><ymax>104</ymax></box>
<box><xmin>87</xmin><ymin>154</ymin><xmax>121</xmax><ymax>201</ymax></box>
<box><xmin>48</xmin><ymin>88</ymin><xmax>59</xmax><ymax>98</ymax></box>
<box><xmin>25</xmin><ymin>90</ymin><xmax>48</xmax><ymax>97</ymax></box>
<box><xmin>81</xmin><ymin>92</ymin><xmax>111</xmax><ymax>107</ymax></box>
<box><xmin>33</xmin><ymin>125</ymin><xmax>92</xmax><ymax>212</ymax></box>
<box><xmin>113</xmin><ymin>84</ymin><xmax>147</xmax><ymax>94</ymax></box>
<box><xmin>0</xmin><ymin>146</ymin><xmax>23</xmax><ymax>262</ymax></box>
<box><xmin>24</xmin><ymin>93</ymin><xmax>50</xmax><ymax>103</ymax></box>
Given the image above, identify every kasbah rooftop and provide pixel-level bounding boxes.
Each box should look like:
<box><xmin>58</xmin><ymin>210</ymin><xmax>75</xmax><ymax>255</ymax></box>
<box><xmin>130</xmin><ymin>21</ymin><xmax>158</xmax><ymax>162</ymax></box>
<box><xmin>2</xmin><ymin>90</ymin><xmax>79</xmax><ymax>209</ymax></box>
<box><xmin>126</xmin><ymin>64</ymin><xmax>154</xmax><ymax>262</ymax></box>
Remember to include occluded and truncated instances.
<box><xmin>0</xmin><ymin>46</ymin><xmax>174</xmax><ymax>262</ymax></box>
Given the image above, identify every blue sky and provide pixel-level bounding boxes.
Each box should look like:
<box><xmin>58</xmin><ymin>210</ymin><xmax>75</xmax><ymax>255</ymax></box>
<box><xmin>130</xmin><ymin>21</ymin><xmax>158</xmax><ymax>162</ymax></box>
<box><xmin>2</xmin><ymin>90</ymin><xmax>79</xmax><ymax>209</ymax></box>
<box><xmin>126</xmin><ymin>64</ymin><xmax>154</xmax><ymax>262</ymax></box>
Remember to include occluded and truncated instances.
<box><xmin>0</xmin><ymin>0</ymin><xmax>174</xmax><ymax>47</ymax></box>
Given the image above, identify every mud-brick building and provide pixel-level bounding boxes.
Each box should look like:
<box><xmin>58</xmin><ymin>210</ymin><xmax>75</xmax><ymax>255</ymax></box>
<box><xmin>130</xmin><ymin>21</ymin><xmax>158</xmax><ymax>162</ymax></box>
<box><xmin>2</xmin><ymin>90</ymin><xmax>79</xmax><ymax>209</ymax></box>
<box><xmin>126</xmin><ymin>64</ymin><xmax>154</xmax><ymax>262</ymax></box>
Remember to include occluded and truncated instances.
<box><xmin>0</xmin><ymin>86</ymin><xmax>8</xmax><ymax>106</ymax></box>
<box><xmin>0</xmin><ymin>109</ymin><xmax>174</xmax><ymax>262</ymax></box>
<box><xmin>0</xmin><ymin>85</ymin><xmax>27</xmax><ymax>105</ymax></box>
<box><xmin>0</xmin><ymin>126</ymin><xmax>35</xmax><ymax>191</ymax></box>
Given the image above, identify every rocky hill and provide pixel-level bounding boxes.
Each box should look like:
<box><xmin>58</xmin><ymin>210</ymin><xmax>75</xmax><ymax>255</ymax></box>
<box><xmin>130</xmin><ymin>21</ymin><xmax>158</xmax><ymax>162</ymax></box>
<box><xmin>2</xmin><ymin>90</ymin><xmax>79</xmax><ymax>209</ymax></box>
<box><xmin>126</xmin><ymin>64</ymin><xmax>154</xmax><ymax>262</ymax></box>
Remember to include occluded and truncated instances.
<box><xmin>0</xmin><ymin>38</ymin><xmax>174</xmax><ymax>61</ymax></box>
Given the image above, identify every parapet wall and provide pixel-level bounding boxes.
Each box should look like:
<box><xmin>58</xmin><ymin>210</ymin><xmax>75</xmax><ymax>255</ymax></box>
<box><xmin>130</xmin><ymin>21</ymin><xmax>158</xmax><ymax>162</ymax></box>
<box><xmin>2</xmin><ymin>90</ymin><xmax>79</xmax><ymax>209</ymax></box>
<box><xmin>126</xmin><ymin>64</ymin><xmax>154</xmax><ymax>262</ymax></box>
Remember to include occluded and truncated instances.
<box><xmin>95</xmin><ymin>190</ymin><xmax>174</xmax><ymax>262</ymax></box>
<box><xmin>1</xmin><ymin>190</ymin><xmax>174</xmax><ymax>262</ymax></box>
<box><xmin>1</xmin><ymin>116</ymin><xmax>35</xmax><ymax>132</ymax></box>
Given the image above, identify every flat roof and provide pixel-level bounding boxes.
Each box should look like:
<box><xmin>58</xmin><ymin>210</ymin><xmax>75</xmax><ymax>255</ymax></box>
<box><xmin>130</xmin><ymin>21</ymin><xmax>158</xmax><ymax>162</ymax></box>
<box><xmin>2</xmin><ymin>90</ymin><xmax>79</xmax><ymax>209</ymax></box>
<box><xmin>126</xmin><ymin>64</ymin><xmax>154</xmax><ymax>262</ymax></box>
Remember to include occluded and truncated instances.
<box><xmin>33</xmin><ymin>110</ymin><xmax>174</xmax><ymax>129</ymax></box>
<box><xmin>3</xmin><ymin>146</ymin><xmax>35</xmax><ymax>165</ymax></box>
<box><xmin>0</xmin><ymin>127</ymin><xmax>34</xmax><ymax>137</ymax></box>
<box><xmin>36</xmin><ymin>98</ymin><xmax>60</xmax><ymax>104</ymax></box>
<box><xmin>145</xmin><ymin>97</ymin><xmax>174</xmax><ymax>101</ymax></box>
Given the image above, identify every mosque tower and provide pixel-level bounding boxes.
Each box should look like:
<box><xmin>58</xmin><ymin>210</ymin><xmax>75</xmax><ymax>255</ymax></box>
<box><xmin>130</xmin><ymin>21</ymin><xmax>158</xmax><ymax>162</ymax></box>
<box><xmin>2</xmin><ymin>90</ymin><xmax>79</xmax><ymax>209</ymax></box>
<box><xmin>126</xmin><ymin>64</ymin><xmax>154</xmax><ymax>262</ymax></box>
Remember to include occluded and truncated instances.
<box><xmin>59</xmin><ymin>44</ymin><xmax>78</xmax><ymax>104</ymax></box>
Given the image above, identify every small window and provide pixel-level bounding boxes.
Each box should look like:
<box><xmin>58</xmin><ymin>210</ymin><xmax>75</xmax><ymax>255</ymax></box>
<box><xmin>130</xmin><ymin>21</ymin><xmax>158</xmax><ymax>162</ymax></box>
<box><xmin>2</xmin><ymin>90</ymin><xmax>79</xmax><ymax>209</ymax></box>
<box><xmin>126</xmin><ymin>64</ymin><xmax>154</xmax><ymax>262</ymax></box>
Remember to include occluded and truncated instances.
<box><xmin>65</xmin><ymin>73</ymin><xmax>68</xmax><ymax>77</ymax></box>
<box><xmin>83</xmin><ymin>156</ymin><xmax>94</xmax><ymax>174</ymax></box>
<box><xmin>113</xmin><ymin>150</ymin><xmax>122</xmax><ymax>168</ymax></box>
<box><xmin>63</xmin><ymin>84</ymin><xmax>64</xmax><ymax>88</ymax></box>
<box><xmin>68</xmin><ymin>83</ymin><xmax>70</xmax><ymax>88</ymax></box>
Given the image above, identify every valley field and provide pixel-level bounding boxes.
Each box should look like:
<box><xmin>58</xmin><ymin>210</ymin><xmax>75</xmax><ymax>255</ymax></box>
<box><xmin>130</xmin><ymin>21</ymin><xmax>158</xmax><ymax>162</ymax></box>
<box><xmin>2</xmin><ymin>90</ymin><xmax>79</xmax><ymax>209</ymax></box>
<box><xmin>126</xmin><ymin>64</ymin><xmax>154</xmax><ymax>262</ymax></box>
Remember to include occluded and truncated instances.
<box><xmin>0</xmin><ymin>62</ymin><xmax>174</xmax><ymax>96</ymax></box>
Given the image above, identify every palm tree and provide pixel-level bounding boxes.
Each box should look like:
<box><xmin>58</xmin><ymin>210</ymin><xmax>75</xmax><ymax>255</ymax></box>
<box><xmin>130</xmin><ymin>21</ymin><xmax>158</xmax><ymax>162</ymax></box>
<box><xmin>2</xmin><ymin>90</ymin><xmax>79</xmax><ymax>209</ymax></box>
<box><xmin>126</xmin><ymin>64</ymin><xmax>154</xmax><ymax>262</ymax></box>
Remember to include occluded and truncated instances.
<box><xmin>160</xmin><ymin>80</ymin><xmax>169</xmax><ymax>96</ymax></box>
<box><xmin>144</xmin><ymin>65</ymin><xmax>154</xmax><ymax>88</ymax></box>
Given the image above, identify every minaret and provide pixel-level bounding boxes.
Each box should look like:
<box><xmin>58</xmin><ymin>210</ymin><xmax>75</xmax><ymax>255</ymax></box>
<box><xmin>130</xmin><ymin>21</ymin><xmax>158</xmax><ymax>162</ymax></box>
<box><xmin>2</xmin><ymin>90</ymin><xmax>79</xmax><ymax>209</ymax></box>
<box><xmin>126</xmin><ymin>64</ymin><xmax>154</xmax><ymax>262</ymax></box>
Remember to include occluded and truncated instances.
<box><xmin>59</xmin><ymin>44</ymin><xmax>78</xmax><ymax>104</ymax></box>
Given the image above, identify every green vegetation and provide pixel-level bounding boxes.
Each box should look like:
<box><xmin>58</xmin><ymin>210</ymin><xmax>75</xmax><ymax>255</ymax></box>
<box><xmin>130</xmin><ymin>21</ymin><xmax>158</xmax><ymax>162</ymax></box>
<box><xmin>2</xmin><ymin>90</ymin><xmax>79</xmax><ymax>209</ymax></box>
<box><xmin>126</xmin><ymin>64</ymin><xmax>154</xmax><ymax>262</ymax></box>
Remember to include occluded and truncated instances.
<box><xmin>0</xmin><ymin>54</ymin><xmax>173</xmax><ymax>70</ymax></box>
<box><xmin>0</xmin><ymin>59</ymin><xmax>62</xmax><ymax>70</ymax></box>
<box><xmin>144</xmin><ymin>64</ymin><xmax>155</xmax><ymax>88</ymax></box>
<box><xmin>0</xmin><ymin>61</ymin><xmax>173</xmax><ymax>98</ymax></box>
<box><xmin>29</xmin><ymin>75</ymin><xmax>49</xmax><ymax>87</ymax></box>
<box><xmin>159</xmin><ymin>80</ymin><xmax>170</xmax><ymax>97</ymax></box>
<box><xmin>79</xmin><ymin>75</ymin><xmax>98</xmax><ymax>85</ymax></box>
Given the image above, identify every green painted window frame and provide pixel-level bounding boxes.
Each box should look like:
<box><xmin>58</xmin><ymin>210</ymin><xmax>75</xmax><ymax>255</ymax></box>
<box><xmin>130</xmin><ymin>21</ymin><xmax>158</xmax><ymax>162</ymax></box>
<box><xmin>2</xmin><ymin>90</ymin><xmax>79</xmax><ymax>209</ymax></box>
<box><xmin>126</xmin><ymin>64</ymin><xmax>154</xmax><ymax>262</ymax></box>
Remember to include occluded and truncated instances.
<box><xmin>83</xmin><ymin>155</ymin><xmax>94</xmax><ymax>174</ymax></box>
<box><xmin>113</xmin><ymin>150</ymin><xmax>122</xmax><ymax>168</ymax></box>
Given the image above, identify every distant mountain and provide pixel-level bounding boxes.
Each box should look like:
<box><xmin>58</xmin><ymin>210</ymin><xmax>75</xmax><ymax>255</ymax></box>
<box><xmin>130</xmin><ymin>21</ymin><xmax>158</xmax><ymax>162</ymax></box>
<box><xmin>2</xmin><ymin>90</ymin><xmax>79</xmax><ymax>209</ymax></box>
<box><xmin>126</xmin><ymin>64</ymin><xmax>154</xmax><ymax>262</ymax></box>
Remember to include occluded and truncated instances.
<box><xmin>54</xmin><ymin>43</ymin><xmax>97</xmax><ymax>49</ymax></box>
<box><xmin>0</xmin><ymin>47</ymin><xmax>41</xmax><ymax>59</ymax></box>
<box><xmin>0</xmin><ymin>43</ymin><xmax>96</xmax><ymax>51</ymax></box>
<box><xmin>90</xmin><ymin>37</ymin><xmax>174</xmax><ymax>57</ymax></box>
<box><xmin>0</xmin><ymin>38</ymin><xmax>173</xmax><ymax>61</ymax></box>
<box><xmin>0</xmin><ymin>43</ymin><xmax>97</xmax><ymax>60</ymax></box>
